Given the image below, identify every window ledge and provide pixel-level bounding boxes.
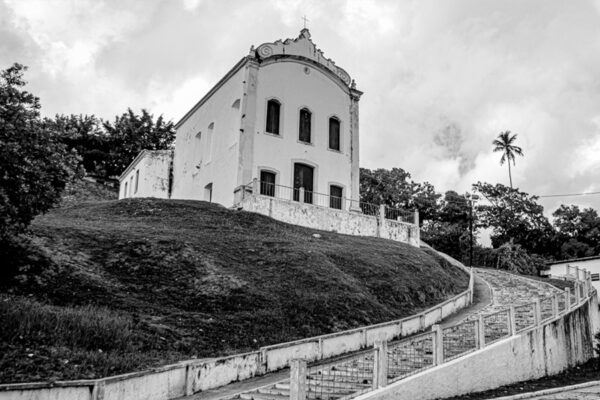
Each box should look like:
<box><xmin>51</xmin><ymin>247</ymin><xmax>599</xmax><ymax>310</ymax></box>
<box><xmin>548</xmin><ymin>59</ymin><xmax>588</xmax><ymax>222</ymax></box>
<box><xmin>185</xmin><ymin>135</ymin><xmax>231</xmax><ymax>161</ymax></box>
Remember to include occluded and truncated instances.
<box><xmin>263</xmin><ymin>131</ymin><xmax>283</xmax><ymax>139</ymax></box>
<box><xmin>327</xmin><ymin>148</ymin><xmax>344</xmax><ymax>154</ymax></box>
<box><xmin>297</xmin><ymin>140</ymin><xmax>314</xmax><ymax>146</ymax></box>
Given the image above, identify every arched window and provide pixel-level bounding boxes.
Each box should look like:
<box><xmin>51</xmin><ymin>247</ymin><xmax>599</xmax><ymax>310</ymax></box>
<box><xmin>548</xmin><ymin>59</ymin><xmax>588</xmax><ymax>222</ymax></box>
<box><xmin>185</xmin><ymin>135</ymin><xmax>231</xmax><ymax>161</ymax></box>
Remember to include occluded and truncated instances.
<box><xmin>266</xmin><ymin>99</ymin><xmax>280</xmax><ymax>135</ymax></box>
<box><xmin>206</xmin><ymin>123</ymin><xmax>214</xmax><ymax>162</ymax></box>
<box><xmin>134</xmin><ymin>170</ymin><xmax>139</xmax><ymax>194</ymax></box>
<box><xmin>329</xmin><ymin>117</ymin><xmax>340</xmax><ymax>151</ymax></box>
<box><xmin>299</xmin><ymin>108</ymin><xmax>311</xmax><ymax>143</ymax></box>
<box><xmin>231</xmin><ymin>99</ymin><xmax>241</xmax><ymax>109</ymax></box>
<box><xmin>124</xmin><ymin>182</ymin><xmax>128</xmax><ymax>198</ymax></box>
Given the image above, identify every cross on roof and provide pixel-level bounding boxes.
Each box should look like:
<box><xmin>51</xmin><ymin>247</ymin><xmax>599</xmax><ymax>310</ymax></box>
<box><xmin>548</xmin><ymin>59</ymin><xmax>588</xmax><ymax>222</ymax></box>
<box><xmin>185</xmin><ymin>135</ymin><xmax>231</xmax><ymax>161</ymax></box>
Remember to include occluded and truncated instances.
<box><xmin>302</xmin><ymin>15</ymin><xmax>309</xmax><ymax>29</ymax></box>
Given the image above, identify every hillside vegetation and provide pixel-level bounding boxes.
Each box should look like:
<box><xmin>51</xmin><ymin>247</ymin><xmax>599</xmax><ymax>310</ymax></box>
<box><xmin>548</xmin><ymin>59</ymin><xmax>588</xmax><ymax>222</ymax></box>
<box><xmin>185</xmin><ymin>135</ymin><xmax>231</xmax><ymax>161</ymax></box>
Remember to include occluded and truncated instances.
<box><xmin>1</xmin><ymin>198</ymin><xmax>468</xmax><ymax>383</ymax></box>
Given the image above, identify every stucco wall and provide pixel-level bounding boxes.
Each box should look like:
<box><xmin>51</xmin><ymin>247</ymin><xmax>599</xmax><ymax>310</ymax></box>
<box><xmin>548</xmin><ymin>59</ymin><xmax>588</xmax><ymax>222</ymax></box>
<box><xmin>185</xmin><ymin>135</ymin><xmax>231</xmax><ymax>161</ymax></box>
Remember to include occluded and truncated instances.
<box><xmin>239</xmin><ymin>195</ymin><xmax>420</xmax><ymax>247</ymax></box>
<box><xmin>119</xmin><ymin>151</ymin><xmax>172</xmax><ymax>200</ymax></box>
<box><xmin>252</xmin><ymin>60</ymin><xmax>354</xmax><ymax>204</ymax></box>
<box><xmin>171</xmin><ymin>66</ymin><xmax>245</xmax><ymax>206</ymax></box>
<box><xmin>355</xmin><ymin>295</ymin><xmax>600</xmax><ymax>400</ymax></box>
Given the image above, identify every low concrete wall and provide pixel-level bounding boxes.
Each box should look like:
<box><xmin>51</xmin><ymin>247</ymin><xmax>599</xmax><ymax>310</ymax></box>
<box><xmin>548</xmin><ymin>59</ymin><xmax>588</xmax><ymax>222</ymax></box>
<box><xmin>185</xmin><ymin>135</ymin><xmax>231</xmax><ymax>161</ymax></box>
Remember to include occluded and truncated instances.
<box><xmin>355</xmin><ymin>293</ymin><xmax>600</xmax><ymax>400</ymax></box>
<box><xmin>0</xmin><ymin>254</ymin><xmax>471</xmax><ymax>400</ymax></box>
<box><xmin>238</xmin><ymin>195</ymin><xmax>420</xmax><ymax>247</ymax></box>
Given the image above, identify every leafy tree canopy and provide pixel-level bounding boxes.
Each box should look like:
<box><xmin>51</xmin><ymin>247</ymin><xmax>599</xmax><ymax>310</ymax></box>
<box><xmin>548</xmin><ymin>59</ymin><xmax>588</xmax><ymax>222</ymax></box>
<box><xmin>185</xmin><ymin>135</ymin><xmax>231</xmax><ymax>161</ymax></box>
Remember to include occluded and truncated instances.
<box><xmin>102</xmin><ymin>109</ymin><xmax>175</xmax><ymax>177</ymax></box>
<box><xmin>359</xmin><ymin>167</ymin><xmax>441</xmax><ymax>223</ymax></box>
<box><xmin>552</xmin><ymin>205</ymin><xmax>600</xmax><ymax>259</ymax></box>
<box><xmin>472</xmin><ymin>181</ymin><xmax>554</xmax><ymax>255</ymax></box>
<box><xmin>48</xmin><ymin>109</ymin><xmax>175</xmax><ymax>179</ymax></box>
<box><xmin>0</xmin><ymin>63</ymin><xmax>74</xmax><ymax>238</ymax></box>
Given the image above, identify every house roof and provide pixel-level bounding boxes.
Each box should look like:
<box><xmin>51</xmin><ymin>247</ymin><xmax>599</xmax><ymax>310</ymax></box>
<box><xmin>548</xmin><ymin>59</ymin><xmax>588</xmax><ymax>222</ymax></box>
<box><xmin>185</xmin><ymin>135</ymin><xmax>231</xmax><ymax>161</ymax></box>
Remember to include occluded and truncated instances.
<box><xmin>546</xmin><ymin>255</ymin><xmax>600</xmax><ymax>266</ymax></box>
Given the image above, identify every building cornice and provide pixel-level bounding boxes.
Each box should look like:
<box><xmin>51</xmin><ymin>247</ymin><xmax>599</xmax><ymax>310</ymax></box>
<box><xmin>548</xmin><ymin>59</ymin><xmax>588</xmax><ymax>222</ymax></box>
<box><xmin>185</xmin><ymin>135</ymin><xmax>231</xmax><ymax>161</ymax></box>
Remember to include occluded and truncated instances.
<box><xmin>255</xmin><ymin>29</ymin><xmax>359</xmax><ymax>92</ymax></box>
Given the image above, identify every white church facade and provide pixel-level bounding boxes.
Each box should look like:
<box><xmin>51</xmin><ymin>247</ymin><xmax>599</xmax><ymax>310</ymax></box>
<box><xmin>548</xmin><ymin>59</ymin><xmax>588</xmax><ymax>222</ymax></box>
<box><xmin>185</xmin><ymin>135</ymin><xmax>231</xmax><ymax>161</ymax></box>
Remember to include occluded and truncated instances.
<box><xmin>119</xmin><ymin>30</ymin><xmax>420</xmax><ymax>246</ymax></box>
<box><xmin>120</xmin><ymin>29</ymin><xmax>362</xmax><ymax>210</ymax></box>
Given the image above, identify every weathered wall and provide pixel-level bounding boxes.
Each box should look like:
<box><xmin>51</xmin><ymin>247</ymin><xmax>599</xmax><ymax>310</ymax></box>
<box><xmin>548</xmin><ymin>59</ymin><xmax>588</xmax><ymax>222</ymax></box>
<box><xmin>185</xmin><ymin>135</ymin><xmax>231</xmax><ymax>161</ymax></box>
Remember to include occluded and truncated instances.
<box><xmin>239</xmin><ymin>195</ymin><xmax>420</xmax><ymax>247</ymax></box>
<box><xmin>119</xmin><ymin>150</ymin><xmax>172</xmax><ymax>200</ymax></box>
<box><xmin>171</xmin><ymin>65</ymin><xmax>245</xmax><ymax>206</ymax></box>
<box><xmin>355</xmin><ymin>294</ymin><xmax>600</xmax><ymax>400</ymax></box>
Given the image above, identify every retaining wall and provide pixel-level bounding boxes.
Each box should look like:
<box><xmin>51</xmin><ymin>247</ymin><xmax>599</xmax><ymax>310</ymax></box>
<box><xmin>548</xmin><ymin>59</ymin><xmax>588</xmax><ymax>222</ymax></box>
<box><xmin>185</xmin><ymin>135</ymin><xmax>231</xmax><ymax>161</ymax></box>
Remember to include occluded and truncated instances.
<box><xmin>355</xmin><ymin>290</ymin><xmax>600</xmax><ymax>400</ymax></box>
<box><xmin>0</xmin><ymin>265</ymin><xmax>472</xmax><ymax>400</ymax></box>
<box><xmin>238</xmin><ymin>195</ymin><xmax>420</xmax><ymax>247</ymax></box>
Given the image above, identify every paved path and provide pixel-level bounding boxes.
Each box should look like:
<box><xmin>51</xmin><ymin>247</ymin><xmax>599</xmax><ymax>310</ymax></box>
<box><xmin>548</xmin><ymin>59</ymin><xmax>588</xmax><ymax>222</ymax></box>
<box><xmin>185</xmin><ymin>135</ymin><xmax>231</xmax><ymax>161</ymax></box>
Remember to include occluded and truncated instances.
<box><xmin>492</xmin><ymin>381</ymin><xmax>600</xmax><ymax>399</ymax></box>
<box><xmin>180</xmin><ymin>269</ymin><xmax>559</xmax><ymax>400</ymax></box>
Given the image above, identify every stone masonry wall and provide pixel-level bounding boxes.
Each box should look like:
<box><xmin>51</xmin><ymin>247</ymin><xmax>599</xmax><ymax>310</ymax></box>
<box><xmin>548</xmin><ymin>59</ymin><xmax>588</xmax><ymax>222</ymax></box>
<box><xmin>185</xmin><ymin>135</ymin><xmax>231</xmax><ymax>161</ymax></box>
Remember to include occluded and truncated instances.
<box><xmin>238</xmin><ymin>195</ymin><xmax>420</xmax><ymax>247</ymax></box>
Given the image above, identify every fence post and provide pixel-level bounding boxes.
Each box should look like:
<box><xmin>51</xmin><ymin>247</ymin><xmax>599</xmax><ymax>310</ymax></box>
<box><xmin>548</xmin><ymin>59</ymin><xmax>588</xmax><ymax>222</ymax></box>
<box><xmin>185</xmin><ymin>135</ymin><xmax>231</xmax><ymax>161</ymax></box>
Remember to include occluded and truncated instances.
<box><xmin>552</xmin><ymin>293</ymin><xmax>559</xmax><ymax>317</ymax></box>
<box><xmin>469</xmin><ymin>267</ymin><xmax>475</xmax><ymax>303</ymax></box>
<box><xmin>565</xmin><ymin>287</ymin><xmax>571</xmax><ymax>310</ymax></box>
<box><xmin>299</xmin><ymin>187</ymin><xmax>305</xmax><ymax>204</ymax></box>
<box><xmin>574</xmin><ymin>282</ymin><xmax>581</xmax><ymax>306</ymax></box>
<box><xmin>91</xmin><ymin>380</ymin><xmax>105</xmax><ymax>400</ymax></box>
<box><xmin>184</xmin><ymin>364</ymin><xmax>196</xmax><ymax>396</ymax></box>
<box><xmin>290</xmin><ymin>359</ymin><xmax>307</xmax><ymax>400</ymax></box>
<box><xmin>373</xmin><ymin>340</ymin><xmax>388</xmax><ymax>388</ymax></box>
<box><xmin>478</xmin><ymin>315</ymin><xmax>486</xmax><ymax>348</ymax></box>
<box><xmin>533</xmin><ymin>299</ymin><xmax>542</xmax><ymax>326</ymax></box>
<box><xmin>576</xmin><ymin>267</ymin><xmax>581</xmax><ymax>280</ymax></box>
<box><xmin>252</xmin><ymin>178</ymin><xmax>259</xmax><ymax>195</ymax></box>
<box><xmin>565</xmin><ymin>264</ymin><xmax>570</xmax><ymax>276</ymax></box>
<box><xmin>379</xmin><ymin>204</ymin><xmax>386</xmax><ymax>222</ymax></box>
<box><xmin>431</xmin><ymin>324</ymin><xmax>444</xmax><ymax>365</ymax></box>
<box><xmin>508</xmin><ymin>306</ymin><xmax>517</xmax><ymax>336</ymax></box>
<box><xmin>414</xmin><ymin>209</ymin><xmax>419</xmax><ymax>226</ymax></box>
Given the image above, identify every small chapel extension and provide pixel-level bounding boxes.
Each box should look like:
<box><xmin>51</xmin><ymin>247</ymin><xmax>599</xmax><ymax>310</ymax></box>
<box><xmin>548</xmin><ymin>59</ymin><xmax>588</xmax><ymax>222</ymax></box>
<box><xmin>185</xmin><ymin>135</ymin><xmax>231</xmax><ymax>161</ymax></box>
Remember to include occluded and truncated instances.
<box><xmin>119</xmin><ymin>30</ymin><xmax>420</xmax><ymax>246</ymax></box>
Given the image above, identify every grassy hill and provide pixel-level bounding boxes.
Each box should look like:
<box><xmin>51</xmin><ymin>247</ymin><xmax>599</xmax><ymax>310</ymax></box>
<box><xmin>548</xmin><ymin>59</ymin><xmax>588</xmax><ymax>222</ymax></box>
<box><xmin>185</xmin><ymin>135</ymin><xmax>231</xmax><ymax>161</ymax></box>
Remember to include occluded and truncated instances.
<box><xmin>1</xmin><ymin>198</ymin><xmax>468</xmax><ymax>383</ymax></box>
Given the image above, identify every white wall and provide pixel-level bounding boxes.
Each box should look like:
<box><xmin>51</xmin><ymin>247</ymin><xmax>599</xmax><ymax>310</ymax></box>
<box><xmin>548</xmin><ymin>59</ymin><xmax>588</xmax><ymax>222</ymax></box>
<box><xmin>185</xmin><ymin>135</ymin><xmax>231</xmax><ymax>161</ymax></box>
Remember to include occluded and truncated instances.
<box><xmin>119</xmin><ymin>151</ymin><xmax>172</xmax><ymax>200</ymax></box>
<box><xmin>252</xmin><ymin>60</ymin><xmax>353</xmax><ymax>203</ymax></box>
<box><xmin>171</xmin><ymin>67</ymin><xmax>245</xmax><ymax>206</ymax></box>
<box><xmin>549</xmin><ymin>258</ymin><xmax>600</xmax><ymax>295</ymax></box>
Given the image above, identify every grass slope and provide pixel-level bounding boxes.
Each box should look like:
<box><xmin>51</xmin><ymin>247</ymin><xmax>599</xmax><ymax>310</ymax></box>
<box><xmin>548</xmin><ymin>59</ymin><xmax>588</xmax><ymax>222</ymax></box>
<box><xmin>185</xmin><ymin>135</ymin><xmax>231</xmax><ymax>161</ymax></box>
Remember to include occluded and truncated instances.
<box><xmin>1</xmin><ymin>198</ymin><xmax>468</xmax><ymax>383</ymax></box>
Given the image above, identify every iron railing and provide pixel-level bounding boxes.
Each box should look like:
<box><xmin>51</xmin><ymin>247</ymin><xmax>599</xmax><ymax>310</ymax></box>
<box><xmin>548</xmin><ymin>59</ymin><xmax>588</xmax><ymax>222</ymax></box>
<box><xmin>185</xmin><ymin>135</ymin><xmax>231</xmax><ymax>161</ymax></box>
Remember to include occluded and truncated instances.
<box><xmin>244</xmin><ymin>180</ymin><xmax>416</xmax><ymax>224</ymax></box>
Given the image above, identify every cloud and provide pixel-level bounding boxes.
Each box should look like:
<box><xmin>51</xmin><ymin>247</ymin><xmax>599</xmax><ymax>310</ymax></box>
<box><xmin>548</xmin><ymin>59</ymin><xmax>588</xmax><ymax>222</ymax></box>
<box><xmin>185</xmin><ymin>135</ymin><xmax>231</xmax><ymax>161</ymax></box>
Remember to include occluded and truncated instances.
<box><xmin>1</xmin><ymin>0</ymin><xmax>600</xmax><ymax>215</ymax></box>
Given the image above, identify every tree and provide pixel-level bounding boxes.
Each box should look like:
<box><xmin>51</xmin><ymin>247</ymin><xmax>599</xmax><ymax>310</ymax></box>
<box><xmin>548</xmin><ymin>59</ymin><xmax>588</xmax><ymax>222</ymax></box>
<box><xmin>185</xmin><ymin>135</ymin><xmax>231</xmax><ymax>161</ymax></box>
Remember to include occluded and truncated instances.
<box><xmin>102</xmin><ymin>109</ymin><xmax>175</xmax><ymax>177</ymax></box>
<box><xmin>421</xmin><ymin>191</ymin><xmax>473</xmax><ymax>262</ymax></box>
<box><xmin>46</xmin><ymin>114</ymin><xmax>109</xmax><ymax>177</ymax></box>
<box><xmin>473</xmin><ymin>182</ymin><xmax>554</xmax><ymax>256</ymax></box>
<box><xmin>552</xmin><ymin>205</ymin><xmax>600</xmax><ymax>259</ymax></box>
<box><xmin>359</xmin><ymin>167</ymin><xmax>441</xmax><ymax>224</ymax></box>
<box><xmin>0</xmin><ymin>63</ymin><xmax>74</xmax><ymax>238</ymax></box>
<box><xmin>492</xmin><ymin>131</ymin><xmax>523</xmax><ymax>188</ymax></box>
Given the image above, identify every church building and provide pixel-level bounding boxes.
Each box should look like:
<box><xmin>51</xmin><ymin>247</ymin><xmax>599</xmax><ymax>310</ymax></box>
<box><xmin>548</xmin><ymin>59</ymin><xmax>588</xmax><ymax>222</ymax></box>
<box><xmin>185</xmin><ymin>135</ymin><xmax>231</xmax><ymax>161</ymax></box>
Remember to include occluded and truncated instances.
<box><xmin>119</xmin><ymin>29</ymin><xmax>363</xmax><ymax>210</ymax></box>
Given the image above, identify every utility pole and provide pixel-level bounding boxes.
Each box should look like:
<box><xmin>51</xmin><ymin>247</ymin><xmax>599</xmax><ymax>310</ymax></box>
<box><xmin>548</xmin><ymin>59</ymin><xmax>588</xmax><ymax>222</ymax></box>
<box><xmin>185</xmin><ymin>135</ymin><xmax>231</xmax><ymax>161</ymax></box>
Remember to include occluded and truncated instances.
<box><xmin>467</xmin><ymin>194</ymin><xmax>479</xmax><ymax>267</ymax></box>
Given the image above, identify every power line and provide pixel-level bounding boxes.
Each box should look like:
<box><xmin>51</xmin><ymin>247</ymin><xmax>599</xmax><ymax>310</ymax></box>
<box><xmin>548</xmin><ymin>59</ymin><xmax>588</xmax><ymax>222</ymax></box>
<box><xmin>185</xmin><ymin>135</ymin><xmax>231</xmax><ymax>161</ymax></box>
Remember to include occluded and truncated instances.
<box><xmin>538</xmin><ymin>191</ymin><xmax>600</xmax><ymax>198</ymax></box>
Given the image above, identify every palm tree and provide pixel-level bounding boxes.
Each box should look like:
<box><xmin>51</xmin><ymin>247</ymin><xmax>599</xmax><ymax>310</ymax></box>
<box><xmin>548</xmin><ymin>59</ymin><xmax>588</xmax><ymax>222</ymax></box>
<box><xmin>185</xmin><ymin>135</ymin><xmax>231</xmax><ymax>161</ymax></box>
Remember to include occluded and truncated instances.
<box><xmin>492</xmin><ymin>131</ymin><xmax>523</xmax><ymax>189</ymax></box>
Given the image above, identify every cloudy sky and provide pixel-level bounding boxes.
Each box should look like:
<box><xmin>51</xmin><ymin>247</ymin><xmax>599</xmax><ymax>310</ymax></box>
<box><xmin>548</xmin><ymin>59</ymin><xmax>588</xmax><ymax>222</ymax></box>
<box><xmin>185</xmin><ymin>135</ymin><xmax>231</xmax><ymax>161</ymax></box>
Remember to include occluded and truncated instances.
<box><xmin>2</xmin><ymin>0</ymin><xmax>600</xmax><ymax>216</ymax></box>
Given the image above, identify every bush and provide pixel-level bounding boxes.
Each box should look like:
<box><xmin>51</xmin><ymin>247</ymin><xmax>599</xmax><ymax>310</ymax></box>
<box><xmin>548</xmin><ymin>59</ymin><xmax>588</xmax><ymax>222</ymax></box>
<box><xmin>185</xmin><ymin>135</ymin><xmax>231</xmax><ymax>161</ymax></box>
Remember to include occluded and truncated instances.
<box><xmin>0</xmin><ymin>63</ymin><xmax>74</xmax><ymax>238</ymax></box>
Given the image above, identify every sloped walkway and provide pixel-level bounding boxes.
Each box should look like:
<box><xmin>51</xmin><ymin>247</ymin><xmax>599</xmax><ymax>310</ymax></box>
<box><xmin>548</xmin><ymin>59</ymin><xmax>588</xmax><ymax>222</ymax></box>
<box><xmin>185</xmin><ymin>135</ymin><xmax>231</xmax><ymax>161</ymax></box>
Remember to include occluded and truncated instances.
<box><xmin>492</xmin><ymin>381</ymin><xmax>600</xmax><ymax>399</ymax></box>
<box><xmin>181</xmin><ymin>269</ymin><xmax>559</xmax><ymax>400</ymax></box>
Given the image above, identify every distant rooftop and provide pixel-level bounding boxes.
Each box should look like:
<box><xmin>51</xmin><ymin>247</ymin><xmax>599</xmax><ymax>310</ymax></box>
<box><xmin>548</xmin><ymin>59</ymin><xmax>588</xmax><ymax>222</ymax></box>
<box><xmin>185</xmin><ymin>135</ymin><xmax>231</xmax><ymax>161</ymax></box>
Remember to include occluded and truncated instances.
<box><xmin>546</xmin><ymin>255</ymin><xmax>600</xmax><ymax>266</ymax></box>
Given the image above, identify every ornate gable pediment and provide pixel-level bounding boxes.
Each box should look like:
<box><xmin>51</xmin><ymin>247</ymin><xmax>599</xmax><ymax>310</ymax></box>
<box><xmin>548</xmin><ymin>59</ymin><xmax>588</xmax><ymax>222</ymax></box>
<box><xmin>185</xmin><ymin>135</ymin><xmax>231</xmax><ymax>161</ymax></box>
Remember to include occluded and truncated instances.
<box><xmin>255</xmin><ymin>29</ymin><xmax>354</xmax><ymax>88</ymax></box>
